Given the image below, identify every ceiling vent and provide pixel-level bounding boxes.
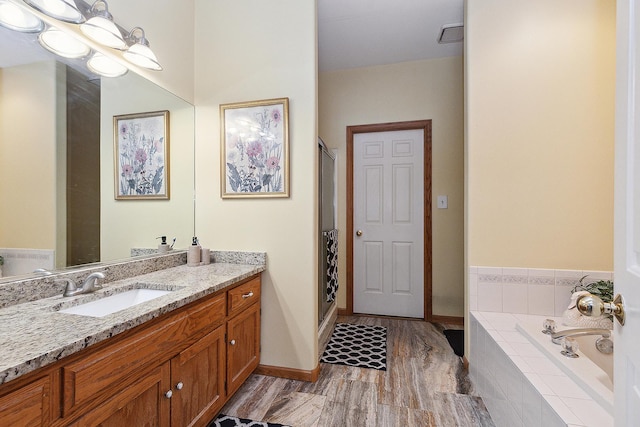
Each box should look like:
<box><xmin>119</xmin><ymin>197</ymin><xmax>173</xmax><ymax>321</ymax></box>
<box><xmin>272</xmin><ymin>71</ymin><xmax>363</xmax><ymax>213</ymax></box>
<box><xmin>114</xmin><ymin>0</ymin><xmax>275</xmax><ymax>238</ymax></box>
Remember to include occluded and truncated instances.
<box><xmin>438</xmin><ymin>23</ymin><xmax>464</xmax><ymax>44</ymax></box>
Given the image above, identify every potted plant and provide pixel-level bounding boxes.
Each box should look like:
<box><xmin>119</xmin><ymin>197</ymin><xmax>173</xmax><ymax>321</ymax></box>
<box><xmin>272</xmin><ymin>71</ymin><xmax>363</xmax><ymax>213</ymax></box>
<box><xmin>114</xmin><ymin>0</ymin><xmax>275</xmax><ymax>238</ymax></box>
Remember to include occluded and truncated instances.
<box><xmin>571</xmin><ymin>275</ymin><xmax>614</xmax><ymax>304</ymax></box>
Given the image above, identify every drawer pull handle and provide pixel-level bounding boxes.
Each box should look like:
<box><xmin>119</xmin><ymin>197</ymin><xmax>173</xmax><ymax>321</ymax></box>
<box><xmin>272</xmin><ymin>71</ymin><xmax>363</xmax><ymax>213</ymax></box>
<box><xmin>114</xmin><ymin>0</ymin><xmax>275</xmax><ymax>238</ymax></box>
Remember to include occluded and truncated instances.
<box><xmin>230</xmin><ymin>339</ymin><xmax>236</xmax><ymax>345</ymax></box>
<box><xmin>242</xmin><ymin>291</ymin><xmax>254</xmax><ymax>299</ymax></box>
<box><xmin>176</xmin><ymin>382</ymin><xmax>184</xmax><ymax>390</ymax></box>
<box><xmin>165</xmin><ymin>390</ymin><xmax>173</xmax><ymax>399</ymax></box>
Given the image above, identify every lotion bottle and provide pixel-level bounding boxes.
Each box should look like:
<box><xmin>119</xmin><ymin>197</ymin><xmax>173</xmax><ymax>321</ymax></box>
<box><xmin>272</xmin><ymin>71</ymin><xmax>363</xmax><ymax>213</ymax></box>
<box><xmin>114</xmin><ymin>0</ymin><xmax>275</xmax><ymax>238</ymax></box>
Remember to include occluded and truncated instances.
<box><xmin>187</xmin><ymin>237</ymin><xmax>201</xmax><ymax>266</ymax></box>
<box><xmin>157</xmin><ymin>236</ymin><xmax>170</xmax><ymax>253</ymax></box>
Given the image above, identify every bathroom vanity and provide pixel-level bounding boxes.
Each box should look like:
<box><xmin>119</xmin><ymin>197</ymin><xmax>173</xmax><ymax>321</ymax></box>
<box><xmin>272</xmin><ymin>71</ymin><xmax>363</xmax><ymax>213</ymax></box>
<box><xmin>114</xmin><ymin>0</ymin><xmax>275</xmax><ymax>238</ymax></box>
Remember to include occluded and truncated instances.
<box><xmin>0</xmin><ymin>254</ymin><xmax>264</xmax><ymax>427</ymax></box>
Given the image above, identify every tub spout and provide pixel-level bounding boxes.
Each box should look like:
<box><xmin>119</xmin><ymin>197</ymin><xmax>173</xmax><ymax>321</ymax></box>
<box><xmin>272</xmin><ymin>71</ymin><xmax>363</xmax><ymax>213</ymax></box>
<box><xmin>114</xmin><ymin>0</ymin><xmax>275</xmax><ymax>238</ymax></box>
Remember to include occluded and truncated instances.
<box><xmin>550</xmin><ymin>328</ymin><xmax>611</xmax><ymax>345</ymax></box>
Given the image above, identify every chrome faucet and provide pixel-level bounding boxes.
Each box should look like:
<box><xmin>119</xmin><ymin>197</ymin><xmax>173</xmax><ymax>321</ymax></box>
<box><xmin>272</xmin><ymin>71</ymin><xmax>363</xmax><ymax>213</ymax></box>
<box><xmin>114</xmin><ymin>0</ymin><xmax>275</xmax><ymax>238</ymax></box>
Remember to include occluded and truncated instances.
<box><xmin>550</xmin><ymin>328</ymin><xmax>611</xmax><ymax>345</ymax></box>
<box><xmin>60</xmin><ymin>272</ymin><xmax>106</xmax><ymax>297</ymax></box>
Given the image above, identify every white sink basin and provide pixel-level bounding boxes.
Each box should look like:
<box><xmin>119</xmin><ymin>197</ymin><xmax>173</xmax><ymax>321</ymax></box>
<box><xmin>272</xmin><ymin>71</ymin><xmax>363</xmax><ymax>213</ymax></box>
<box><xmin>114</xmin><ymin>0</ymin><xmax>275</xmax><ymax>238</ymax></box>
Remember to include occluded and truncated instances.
<box><xmin>59</xmin><ymin>289</ymin><xmax>172</xmax><ymax>318</ymax></box>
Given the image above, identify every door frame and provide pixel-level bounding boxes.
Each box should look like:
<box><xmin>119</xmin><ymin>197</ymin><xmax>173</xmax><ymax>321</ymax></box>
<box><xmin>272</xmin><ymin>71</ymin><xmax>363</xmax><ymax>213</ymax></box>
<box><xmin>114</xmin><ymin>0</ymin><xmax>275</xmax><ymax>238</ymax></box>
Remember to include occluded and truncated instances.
<box><xmin>346</xmin><ymin>120</ymin><xmax>432</xmax><ymax>321</ymax></box>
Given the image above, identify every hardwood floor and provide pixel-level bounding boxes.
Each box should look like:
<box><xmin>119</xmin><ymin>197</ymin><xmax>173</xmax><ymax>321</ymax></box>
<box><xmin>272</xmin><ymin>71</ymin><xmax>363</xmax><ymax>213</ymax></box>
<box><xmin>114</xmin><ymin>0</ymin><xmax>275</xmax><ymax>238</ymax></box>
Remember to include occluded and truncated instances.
<box><xmin>217</xmin><ymin>315</ymin><xmax>495</xmax><ymax>426</ymax></box>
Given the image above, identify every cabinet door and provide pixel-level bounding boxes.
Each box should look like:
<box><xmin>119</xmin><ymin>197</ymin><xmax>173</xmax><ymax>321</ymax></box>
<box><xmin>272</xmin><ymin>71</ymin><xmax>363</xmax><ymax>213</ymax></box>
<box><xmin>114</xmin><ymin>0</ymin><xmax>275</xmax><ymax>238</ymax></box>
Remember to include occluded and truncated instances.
<box><xmin>70</xmin><ymin>363</ymin><xmax>170</xmax><ymax>427</ymax></box>
<box><xmin>170</xmin><ymin>326</ymin><xmax>226</xmax><ymax>427</ymax></box>
<box><xmin>227</xmin><ymin>302</ymin><xmax>260</xmax><ymax>396</ymax></box>
<box><xmin>0</xmin><ymin>373</ymin><xmax>59</xmax><ymax>427</ymax></box>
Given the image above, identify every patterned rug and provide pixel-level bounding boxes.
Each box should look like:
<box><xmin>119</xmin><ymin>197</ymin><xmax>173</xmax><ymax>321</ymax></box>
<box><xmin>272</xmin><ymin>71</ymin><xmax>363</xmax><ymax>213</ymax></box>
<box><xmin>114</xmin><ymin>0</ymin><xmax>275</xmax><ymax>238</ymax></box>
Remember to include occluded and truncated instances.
<box><xmin>208</xmin><ymin>414</ymin><xmax>291</xmax><ymax>427</ymax></box>
<box><xmin>320</xmin><ymin>323</ymin><xmax>387</xmax><ymax>370</ymax></box>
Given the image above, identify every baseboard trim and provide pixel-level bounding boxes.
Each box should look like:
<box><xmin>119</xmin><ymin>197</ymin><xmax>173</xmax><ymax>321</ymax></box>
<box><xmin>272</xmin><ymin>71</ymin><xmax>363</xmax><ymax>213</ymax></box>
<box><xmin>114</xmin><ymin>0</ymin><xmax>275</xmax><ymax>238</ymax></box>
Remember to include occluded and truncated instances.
<box><xmin>337</xmin><ymin>308</ymin><xmax>350</xmax><ymax>316</ymax></box>
<box><xmin>255</xmin><ymin>363</ymin><xmax>320</xmax><ymax>382</ymax></box>
<box><xmin>432</xmin><ymin>315</ymin><xmax>464</xmax><ymax>325</ymax></box>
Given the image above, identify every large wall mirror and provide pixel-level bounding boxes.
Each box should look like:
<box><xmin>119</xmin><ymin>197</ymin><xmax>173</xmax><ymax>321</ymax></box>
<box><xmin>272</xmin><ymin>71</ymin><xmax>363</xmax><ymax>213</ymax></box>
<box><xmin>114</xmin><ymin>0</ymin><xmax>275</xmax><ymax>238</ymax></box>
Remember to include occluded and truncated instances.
<box><xmin>0</xmin><ymin>10</ymin><xmax>195</xmax><ymax>282</ymax></box>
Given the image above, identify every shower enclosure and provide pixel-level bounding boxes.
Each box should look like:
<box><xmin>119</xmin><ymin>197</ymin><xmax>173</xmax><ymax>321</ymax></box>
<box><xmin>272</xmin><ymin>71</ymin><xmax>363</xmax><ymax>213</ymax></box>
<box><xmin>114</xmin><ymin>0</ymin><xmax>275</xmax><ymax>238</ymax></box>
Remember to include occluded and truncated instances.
<box><xmin>318</xmin><ymin>138</ymin><xmax>336</xmax><ymax>325</ymax></box>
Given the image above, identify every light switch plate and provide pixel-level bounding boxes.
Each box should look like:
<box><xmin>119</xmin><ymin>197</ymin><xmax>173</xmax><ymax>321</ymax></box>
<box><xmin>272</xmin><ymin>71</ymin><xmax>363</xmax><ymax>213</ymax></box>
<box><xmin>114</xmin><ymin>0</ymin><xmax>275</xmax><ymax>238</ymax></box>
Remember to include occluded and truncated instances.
<box><xmin>437</xmin><ymin>195</ymin><xmax>448</xmax><ymax>209</ymax></box>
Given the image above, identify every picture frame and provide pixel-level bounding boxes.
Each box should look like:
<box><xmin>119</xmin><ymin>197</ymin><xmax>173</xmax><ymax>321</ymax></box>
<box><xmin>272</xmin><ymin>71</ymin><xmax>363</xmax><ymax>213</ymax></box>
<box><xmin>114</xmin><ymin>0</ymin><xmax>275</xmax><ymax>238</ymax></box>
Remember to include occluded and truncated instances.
<box><xmin>220</xmin><ymin>97</ymin><xmax>289</xmax><ymax>198</ymax></box>
<box><xmin>114</xmin><ymin>110</ymin><xmax>170</xmax><ymax>200</ymax></box>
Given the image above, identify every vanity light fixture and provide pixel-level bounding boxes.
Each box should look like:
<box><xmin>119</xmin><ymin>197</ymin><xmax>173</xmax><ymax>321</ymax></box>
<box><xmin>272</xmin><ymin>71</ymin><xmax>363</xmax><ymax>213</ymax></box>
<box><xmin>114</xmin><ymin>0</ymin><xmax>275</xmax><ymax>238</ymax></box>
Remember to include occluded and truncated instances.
<box><xmin>23</xmin><ymin>0</ymin><xmax>84</xmax><ymax>24</ymax></box>
<box><xmin>80</xmin><ymin>0</ymin><xmax>126</xmax><ymax>49</ymax></box>
<box><xmin>123</xmin><ymin>27</ymin><xmax>162</xmax><ymax>71</ymax></box>
<box><xmin>0</xmin><ymin>0</ymin><xmax>44</xmax><ymax>32</ymax></box>
<box><xmin>38</xmin><ymin>26</ymin><xmax>90</xmax><ymax>58</ymax></box>
<box><xmin>87</xmin><ymin>51</ymin><xmax>127</xmax><ymax>77</ymax></box>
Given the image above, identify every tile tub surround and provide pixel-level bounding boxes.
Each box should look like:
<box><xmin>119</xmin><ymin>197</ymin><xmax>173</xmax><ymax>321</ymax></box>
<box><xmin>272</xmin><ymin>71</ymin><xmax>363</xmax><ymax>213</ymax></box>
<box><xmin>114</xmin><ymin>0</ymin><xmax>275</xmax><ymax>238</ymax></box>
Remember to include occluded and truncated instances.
<box><xmin>0</xmin><ymin>255</ymin><xmax>266</xmax><ymax>385</ymax></box>
<box><xmin>470</xmin><ymin>312</ymin><xmax>613</xmax><ymax>427</ymax></box>
<box><xmin>469</xmin><ymin>266</ymin><xmax>613</xmax><ymax>316</ymax></box>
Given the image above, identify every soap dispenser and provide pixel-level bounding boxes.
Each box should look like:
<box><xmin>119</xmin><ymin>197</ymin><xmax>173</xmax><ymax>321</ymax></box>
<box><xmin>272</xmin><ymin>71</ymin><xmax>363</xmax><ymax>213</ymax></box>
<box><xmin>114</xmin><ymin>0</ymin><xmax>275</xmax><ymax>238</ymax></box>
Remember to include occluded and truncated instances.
<box><xmin>157</xmin><ymin>236</ymin><xmax>170</xmax><ymax>253</ymax></box>
<box><xmin>187</xmin><ymin>237</ymin><xmax>201</xmax><ymax>266</ymax></box>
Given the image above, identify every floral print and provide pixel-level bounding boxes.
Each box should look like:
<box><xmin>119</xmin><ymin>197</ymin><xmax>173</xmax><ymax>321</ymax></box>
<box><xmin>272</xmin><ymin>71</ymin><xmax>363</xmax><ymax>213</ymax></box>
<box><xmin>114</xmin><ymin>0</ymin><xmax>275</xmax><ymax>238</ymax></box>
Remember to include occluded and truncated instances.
<box><xmin>224</xmin><ymin>104</ymin><xmax>285</xmax><ymax>194</ymax></box>
<box><xmin>116</xmin><ymin>114</ymin><xmax>166</xmax><ymax>197</ymax></box>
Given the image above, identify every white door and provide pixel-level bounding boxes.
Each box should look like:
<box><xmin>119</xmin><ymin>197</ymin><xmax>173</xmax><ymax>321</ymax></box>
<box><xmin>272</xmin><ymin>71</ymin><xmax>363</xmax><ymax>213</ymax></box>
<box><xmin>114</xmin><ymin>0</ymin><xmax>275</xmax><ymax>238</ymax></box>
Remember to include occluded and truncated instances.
<box><xmin>614</xmin><ymin>1</ymin><xmax>640</xmax><ymax>425</ymax></box>
<box><xmin>353</xmin><ymin>129</ymin><xmax>424</xmax><ymax>318</ymax></box>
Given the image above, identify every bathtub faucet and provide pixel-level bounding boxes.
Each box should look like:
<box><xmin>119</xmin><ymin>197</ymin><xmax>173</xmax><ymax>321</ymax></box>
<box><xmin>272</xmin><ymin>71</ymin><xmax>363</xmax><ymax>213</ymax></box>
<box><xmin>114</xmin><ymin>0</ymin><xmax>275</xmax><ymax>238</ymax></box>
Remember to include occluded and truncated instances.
<box><xmin>550</xmin><ymin>328</ymin><xmax>611</xmax><ymax>345</ymax></box>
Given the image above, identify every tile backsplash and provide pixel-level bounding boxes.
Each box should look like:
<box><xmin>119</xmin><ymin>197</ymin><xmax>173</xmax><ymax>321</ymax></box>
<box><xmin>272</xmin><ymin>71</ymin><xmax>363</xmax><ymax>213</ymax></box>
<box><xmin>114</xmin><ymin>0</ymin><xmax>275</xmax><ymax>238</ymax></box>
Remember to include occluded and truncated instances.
<box><xmin>469</xmin><ymin>266</ymin><xmax>613</xmax><ymax>317</ymax></box>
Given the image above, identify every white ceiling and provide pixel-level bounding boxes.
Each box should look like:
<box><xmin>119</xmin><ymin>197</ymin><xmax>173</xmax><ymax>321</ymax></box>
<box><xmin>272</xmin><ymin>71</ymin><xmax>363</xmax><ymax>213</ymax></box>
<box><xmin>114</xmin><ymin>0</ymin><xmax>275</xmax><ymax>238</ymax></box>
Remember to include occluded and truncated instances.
<box><xmin>318</xmin><ymin>0</ymin><xmax>464</xmax><ymax>72</ymax></box>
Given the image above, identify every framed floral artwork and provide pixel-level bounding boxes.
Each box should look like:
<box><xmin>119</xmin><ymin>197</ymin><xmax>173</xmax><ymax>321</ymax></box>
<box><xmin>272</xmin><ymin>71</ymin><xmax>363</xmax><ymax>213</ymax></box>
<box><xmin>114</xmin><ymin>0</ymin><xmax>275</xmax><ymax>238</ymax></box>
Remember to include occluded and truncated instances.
<box><xmin>220</xmin><ymin>98</ymin><xmax>289</xmax><ymax>198</ymax></box>
<box><xmin>114</xmin><ymin>110</ymin><xmax>169</xmax><ymax>200</ymax></box>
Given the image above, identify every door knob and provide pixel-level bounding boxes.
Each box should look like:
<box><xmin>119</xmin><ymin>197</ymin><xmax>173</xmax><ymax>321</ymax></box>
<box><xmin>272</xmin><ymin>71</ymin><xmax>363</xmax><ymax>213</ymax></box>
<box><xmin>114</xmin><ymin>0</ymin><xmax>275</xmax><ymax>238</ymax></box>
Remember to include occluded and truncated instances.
<box><xmin>356</xmin><ymin>230</ymin><xmax>363</xmax><ymax>236</ymax></box>
<box><xmin>165</xmin><ymin>390</ymin><xmax>173</xmax><ymax>399</ymax></box>
<box><xmin>576</xmin><ymin>293</ymin><xmax>626</xmax><ymax>326</ymax></box>
<box><xmin>175</xmin><ymin>382</ymin><xmax>184</xmax><ymax>390</ymax></box>
<box><xmin>230</xmin><ymin>339</ymin><xmax>236</xmax><ymax>345</ymax></box>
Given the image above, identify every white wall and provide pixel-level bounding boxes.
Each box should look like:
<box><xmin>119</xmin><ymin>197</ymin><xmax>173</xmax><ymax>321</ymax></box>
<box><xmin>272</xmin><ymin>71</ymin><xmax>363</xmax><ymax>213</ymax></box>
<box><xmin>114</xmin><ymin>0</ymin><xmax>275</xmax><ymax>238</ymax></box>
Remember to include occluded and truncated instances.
<box><xmin>319</xmin><ymin>56</ymin><xmax>464</xmax><ymax>317</ymax></box>
<box><xmin>193</xmin><ymin>1</ymin><xmax>319</xmax><ymax>371</ymax></box>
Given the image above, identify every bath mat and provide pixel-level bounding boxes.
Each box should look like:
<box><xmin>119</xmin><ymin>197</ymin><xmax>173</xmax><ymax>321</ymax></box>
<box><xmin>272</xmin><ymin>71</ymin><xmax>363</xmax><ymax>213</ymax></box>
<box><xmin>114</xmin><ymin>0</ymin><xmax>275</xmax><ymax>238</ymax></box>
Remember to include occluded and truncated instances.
<box><xmin>321</xmin><ymin>323</ymin><xmax>387</xmax><ymax>370</ymax></box>
<box><xmin>443</xmin><ymin>329</ymin><xmax>464</xmax><ymax>357</ymax></box>
<box><xmin>208</xmin><ymin>414</ymin><xmax>291</xmax><ymax>427</ymax></box>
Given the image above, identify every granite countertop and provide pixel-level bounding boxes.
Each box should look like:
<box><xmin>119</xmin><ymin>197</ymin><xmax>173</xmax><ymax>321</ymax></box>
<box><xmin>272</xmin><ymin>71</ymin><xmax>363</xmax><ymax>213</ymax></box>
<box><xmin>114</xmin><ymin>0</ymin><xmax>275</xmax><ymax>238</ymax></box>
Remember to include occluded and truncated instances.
<box><xmin>0</xmin><ymin>262</ymin><xmax>265</xmax><ymax>385</ymax></box>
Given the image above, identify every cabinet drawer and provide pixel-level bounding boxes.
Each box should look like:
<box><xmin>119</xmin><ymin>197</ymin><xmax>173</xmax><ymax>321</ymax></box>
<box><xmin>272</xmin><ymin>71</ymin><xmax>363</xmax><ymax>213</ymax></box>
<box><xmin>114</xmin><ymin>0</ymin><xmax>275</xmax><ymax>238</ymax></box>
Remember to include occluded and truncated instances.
<box><xmin>227</xmin><ymin>277</ymin><xmax>261</xmax><ymax>317</ymax></box>
<box><xmin>63</xmin><ymin>292</ymin><xmax>226</xmax><ymax>416</ymax></box>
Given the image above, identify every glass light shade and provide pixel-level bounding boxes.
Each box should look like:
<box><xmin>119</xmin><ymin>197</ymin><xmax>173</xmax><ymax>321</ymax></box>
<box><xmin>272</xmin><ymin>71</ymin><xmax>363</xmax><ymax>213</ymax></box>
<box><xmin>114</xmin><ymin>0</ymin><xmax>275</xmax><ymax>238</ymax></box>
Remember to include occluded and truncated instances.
<box><xmin>0</xmin><ymin>1</ymin><xmax>43</xmax><ymax>32</ymax></box>
<box><xmin>87</xmin><ymin>52</ymin><xmax>127</xmax><ymax>77</ymax></box>
<box><xmin>24</xmin><ymin>0</ymin><xmax>84</xmax><ymax>24</ymax></box>
<box><xmin>38</xmin><ymin>27</ymin><xmax>90</xmax><ymax>59</ymax></box>
<box><xmin>123</xmin><ymin>43</ymin><xmax>162</xmax><ymax>71</ymax></box>
<box><xmin>80</xmin><ymin>16</ymin><xmax>126</xmax><ymax>49</ymax></box>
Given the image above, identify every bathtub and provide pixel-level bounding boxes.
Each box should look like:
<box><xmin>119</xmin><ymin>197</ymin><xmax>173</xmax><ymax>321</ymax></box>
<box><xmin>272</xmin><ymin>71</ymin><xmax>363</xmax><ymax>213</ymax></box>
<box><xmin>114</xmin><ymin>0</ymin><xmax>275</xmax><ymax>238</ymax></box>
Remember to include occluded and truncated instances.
<box><xmin>516</xmin><ymin>317</ymin><xmax>613</xmax><ymax>413</ymax></box>
<box><xmin>470</xmin><ymin>312</ymin><xmax>613</xmax><ymax>427</ymax></box>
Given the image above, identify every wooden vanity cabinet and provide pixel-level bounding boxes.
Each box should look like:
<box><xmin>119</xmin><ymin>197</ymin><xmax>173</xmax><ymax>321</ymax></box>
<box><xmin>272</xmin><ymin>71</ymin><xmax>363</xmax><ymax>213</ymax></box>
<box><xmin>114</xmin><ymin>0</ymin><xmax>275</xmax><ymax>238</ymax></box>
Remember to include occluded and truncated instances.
<box><xmin>62</xmin><ymin>275</ymin><xmax>261</xmax><ymax>427</ymax></box>
<box><xmin>170</xmin><ymin>326</ymin><xmax>226</xmax><ymax>427</ymax></box>
<box><xmin>70</xmin><ymin>326</ymin><xmax>226</xmax><ymax>427</ymax></box>
<box><xmin>226</xmin><ymin>276</ymin><xmax>261</xmax><ymax>396</ymax></box>
<box><xmin>68</xmin><ymin>362</ymin><xmax>171</xmax><ymax>427</ymax></box>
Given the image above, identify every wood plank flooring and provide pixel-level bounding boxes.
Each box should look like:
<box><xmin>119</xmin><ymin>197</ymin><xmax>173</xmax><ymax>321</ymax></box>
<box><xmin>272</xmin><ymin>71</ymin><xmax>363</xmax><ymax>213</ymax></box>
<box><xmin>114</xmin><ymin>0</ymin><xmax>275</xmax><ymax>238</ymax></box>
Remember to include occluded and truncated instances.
<box><xmin>217</xmin><ymin>315</ymin><xmax>495</xmax><ymax>426</ymax></box>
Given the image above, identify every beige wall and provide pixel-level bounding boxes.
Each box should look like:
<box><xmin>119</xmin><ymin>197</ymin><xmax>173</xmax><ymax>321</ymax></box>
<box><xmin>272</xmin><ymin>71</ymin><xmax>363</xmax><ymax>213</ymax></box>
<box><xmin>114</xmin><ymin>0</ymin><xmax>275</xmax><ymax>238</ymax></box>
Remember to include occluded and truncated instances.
<box><xmin>108</xmin><ymin>0</ymin><xmax>195</xmax><ymax>104</ymax></box>
<box><xmin>466</xmin><ymin>0</ymin><xmax>615</xmax><ymax>272</ymax></box>
<box><xmin>0</xmin><ymin>62</ymin><xmax>58</xmax><ymax>251</ymax></box>
<box><xmin>193</xmin><ymin>1</ymin><xmax>318</xmax><ymax>370</ymax></box>
<box><xmin>319</xmin><ymin>56</ymin><xmax>465</xmax><ymax>317</ymax></box>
